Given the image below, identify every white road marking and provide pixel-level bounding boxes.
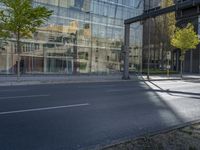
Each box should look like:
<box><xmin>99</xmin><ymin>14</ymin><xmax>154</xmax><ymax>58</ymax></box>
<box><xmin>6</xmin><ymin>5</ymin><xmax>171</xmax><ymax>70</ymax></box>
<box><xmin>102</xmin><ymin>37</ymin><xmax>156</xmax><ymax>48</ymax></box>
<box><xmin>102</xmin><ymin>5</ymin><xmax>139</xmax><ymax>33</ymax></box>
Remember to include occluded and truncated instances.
<box><xmin>0</xmin><ymin>89</ymin><xmax>28</xmax><ymax>92</ymax></box>
<box><xmin>0</xmin><ymin>94</ymin><xmax>50</xmax><ymax>100</ymax></box>
<box><xmin>0</xmin><ymin>103</ymin><xmax>90</xmax><ymax>115</ymax></box>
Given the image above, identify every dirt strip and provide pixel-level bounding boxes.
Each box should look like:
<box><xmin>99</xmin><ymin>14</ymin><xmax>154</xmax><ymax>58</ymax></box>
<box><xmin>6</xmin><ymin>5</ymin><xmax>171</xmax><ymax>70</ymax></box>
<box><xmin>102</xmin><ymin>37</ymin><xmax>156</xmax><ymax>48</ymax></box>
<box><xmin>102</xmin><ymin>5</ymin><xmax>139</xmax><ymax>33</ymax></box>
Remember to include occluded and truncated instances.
<box><xmin>103</xmin><ymin>122</ymin><xmax>200</xmax><ymax>150</ymax></box>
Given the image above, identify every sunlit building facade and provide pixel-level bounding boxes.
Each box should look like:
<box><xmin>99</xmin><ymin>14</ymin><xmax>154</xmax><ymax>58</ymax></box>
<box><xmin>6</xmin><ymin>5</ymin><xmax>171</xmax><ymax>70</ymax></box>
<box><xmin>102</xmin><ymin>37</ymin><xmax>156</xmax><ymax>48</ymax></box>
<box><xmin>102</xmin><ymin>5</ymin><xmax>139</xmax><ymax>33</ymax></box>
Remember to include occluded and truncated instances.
<box><xmin>0</xmin><ymin>0</ymin><xmax>143</xmax><ymax>74</ymax></box>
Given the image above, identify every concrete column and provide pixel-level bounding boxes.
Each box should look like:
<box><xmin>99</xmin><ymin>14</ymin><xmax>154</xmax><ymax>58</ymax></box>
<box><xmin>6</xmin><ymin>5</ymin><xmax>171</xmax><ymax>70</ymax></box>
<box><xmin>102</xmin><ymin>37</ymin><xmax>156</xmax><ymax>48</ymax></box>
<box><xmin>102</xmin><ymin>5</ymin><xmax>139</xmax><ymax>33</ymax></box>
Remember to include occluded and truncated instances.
<box><xmin>43</xmin><ymin>49</ymin><xmax>47</xmax><ymax>73</ymax></box>
<box><xmin>49</xmin><ymin>58</ymin><xmax>55</xmax><ymax>72</ymax></box>
<box><xmin>66</xmin><ymin>58</ymin><xmax>68</xmax><ymax>74</ymax></box>
<box><xmin>71</xmin><ymin>59</ymin><xmax>74</xmax><ymax>74</ymax></box>
<box><xmin>6</xmin><ymin>48</ymin><xmax>9</xmax><ymax>74</ymax></box>
<box><xmin>11</xmin><ymin>43</ymin><xmax>14</xmax><ymax>73</ymax></box>
<box><xmin>122</xmin><ymin>24</ymin><xmax>130</xmax><ymax>80</ymax></box>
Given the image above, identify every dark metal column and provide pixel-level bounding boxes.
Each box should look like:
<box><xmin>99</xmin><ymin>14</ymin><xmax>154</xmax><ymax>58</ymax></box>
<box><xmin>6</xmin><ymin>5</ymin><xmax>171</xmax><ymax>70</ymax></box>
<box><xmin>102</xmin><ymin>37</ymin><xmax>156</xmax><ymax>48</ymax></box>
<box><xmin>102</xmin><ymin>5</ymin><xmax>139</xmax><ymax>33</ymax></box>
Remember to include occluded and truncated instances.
<box><xmin>190</xmin><ymin>50</ymin><xmax>193</xmax><ymax>73</ymax></box>
<box><xmin>122</xmin><ymin>24</ymin><xmax>130</xmax><ymax>80</ymax></box>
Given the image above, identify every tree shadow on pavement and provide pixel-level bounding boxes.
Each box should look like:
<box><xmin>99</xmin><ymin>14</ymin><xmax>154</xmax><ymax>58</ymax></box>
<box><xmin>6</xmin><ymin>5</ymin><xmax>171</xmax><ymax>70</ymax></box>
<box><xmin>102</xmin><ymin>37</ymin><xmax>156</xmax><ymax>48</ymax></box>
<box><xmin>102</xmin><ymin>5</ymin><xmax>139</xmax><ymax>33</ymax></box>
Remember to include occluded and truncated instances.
<box><xmin>82</xmin><ymin>80</ymin><xmax>189</xmax><ymax>149</ymax></box>
<box><xmin>147</xmin><ymin>80</ymin><xmax>200</xmax><ymax>99</ymax></box>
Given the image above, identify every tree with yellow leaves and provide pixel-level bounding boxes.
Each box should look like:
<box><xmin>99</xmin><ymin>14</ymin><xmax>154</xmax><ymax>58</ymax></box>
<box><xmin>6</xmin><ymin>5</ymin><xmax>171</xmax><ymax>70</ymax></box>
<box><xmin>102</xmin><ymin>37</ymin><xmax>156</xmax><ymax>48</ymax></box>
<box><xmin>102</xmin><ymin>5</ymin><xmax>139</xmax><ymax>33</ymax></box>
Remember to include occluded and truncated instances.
<box><xmin>171</xmin><ymin>23</ymin><xmax>199</xmax><ymax>78</ymax></box>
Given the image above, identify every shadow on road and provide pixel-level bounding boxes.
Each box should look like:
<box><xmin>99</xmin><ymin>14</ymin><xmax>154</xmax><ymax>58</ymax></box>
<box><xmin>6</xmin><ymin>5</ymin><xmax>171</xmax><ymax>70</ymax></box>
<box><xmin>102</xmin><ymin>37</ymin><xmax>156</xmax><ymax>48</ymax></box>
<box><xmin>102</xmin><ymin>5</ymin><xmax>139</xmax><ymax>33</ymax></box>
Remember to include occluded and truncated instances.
<box><xmin>147</xmin><ymin>80</ymin><xmax>200</xmax><ymax>99</ymax></box>
<box><xmin>0</xmin><ymin>80</ymin><xmax>199</xmax><ymax>150</ymax></box>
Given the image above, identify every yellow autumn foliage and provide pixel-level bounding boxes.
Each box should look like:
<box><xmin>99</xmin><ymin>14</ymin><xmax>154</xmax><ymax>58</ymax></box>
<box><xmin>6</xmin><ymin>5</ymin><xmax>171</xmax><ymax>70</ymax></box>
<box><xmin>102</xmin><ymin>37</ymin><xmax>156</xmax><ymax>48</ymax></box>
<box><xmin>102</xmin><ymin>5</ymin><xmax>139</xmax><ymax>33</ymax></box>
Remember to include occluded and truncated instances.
<box><xmin>171</xmin><ymin>23</ymin><xmax>199</xmax><ymax>53</ymax></box>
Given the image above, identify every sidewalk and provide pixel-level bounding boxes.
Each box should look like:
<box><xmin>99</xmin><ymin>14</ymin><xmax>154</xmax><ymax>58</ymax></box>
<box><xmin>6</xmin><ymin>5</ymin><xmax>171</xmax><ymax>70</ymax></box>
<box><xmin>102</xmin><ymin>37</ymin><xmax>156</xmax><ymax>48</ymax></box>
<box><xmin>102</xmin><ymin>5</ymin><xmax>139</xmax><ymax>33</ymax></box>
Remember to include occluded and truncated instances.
<box><xmin>140</xmin><ymin>74</ymin><xmax>200</xmax><ymax>81</ymax></box>
<box><xmin>0</xmin><ymin>74</ymin><xmax>133</xmax><ymax>86</ymax></box>
<box><xmin>0</xmin><ymin>73</ymin><xmax>200</xmax><ymax>86</ymax></box>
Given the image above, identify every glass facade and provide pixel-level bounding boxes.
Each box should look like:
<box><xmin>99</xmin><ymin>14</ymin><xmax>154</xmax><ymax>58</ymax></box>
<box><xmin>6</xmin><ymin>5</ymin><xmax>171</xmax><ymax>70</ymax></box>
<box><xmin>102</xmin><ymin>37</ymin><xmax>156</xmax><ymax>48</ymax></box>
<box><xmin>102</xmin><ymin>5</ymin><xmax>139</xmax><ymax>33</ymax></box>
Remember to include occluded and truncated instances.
<box><xmin>0</xmin><ymin>0</ymin><xmax>143</xmax><ymax>74</ymax></box>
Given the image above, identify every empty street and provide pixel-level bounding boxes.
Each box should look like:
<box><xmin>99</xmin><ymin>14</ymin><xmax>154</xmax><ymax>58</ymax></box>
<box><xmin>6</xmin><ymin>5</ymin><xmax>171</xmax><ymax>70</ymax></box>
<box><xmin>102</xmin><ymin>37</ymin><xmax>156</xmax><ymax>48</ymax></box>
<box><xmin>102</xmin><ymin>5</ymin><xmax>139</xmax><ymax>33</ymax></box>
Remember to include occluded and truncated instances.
<box><xmin>0</xmin><ymin>79</ymin><xmax>200</xmax><ymax>150</ymax></box>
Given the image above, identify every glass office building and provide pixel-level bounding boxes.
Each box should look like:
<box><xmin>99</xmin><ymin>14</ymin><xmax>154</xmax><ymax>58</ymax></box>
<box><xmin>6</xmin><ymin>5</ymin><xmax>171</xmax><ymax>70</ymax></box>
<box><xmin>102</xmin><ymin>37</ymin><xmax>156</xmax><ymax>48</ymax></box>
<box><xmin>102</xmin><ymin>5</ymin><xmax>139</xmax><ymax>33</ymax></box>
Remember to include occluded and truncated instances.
<box><xmin>0</xmin><ymin>0</ymin><xmax>143</xmax><ymax>74</ymax></box>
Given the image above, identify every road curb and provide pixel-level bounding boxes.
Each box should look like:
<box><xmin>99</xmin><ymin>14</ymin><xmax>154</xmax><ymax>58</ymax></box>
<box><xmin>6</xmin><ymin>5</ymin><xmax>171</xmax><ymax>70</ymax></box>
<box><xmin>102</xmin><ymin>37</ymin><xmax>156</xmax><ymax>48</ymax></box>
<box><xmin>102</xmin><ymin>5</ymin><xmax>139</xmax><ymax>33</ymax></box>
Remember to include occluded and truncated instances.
<box><xmin>0</xmin><ymin>78</ymin><xmax>140</xmax><ymax>86</ymax></box>
<box><xmin>1</xmin><ymin>76</ymin><xmax>200</xmax><ymax>86</ymax></box>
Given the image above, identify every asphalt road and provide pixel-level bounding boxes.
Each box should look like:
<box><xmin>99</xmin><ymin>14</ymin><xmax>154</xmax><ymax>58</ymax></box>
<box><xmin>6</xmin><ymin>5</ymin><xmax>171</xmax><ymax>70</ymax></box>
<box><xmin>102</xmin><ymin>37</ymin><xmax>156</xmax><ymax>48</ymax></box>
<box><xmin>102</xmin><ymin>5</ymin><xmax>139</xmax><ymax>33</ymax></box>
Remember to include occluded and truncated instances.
<box><xmin>0</xmin><ymin>79</ymin><xmax>200</xmax><ymax>150</ymax></box>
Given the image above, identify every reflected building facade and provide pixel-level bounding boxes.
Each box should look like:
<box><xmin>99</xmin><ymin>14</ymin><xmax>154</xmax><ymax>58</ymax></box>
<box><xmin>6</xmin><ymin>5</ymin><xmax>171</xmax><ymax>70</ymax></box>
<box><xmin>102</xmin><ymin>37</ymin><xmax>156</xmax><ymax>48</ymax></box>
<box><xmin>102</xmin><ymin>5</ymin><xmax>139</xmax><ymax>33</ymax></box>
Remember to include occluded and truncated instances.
<box><xmin>0</xmin><ymin>0</ymin><xmax>143</xmax><ymax>74</ymax></box>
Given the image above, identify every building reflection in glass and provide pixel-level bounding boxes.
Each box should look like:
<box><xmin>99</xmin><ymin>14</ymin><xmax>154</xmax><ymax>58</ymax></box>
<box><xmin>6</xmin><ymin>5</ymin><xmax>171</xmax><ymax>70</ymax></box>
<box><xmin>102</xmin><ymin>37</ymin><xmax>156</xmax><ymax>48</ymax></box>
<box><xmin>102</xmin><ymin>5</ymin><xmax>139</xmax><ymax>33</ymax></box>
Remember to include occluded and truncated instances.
<box><xmin>0</xmin><ymin>0</ymin><xmax>143</xmax><ymax>74</ymax></box>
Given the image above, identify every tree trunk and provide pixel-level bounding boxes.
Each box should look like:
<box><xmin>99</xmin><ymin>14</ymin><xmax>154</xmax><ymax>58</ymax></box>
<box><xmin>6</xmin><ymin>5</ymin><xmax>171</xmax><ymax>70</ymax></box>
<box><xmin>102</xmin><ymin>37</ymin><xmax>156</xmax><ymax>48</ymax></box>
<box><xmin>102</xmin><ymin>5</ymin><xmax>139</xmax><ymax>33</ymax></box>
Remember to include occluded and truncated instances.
<box><xmin>180</xmin><ymin>51</ymin><xmax>186</xmax><ymax>79</ymax></box>
<box><xmin>161</xmin><ymin>42</ymin><xmax>164</xmax><ymax>69</ymax></box>
<box><xmin>180</xmin><ymin>60</ymin><xmax>183</xmax><ymax>79</ymax></box>
<box><xmin>17</xmin><ymin>54</ymin><xmax>20</xmax><ymax>80</ymax></box>
<box><xmin>16</xmin><ymin>31</ymin><xmax>21</xmax><ymax>80</ymax></box>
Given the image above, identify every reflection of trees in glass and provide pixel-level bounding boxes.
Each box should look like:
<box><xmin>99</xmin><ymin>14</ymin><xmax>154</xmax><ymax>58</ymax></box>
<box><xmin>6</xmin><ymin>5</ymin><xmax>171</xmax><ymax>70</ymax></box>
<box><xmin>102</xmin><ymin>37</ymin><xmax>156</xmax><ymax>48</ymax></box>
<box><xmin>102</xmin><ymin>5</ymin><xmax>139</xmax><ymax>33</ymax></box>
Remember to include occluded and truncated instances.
<box><xmin>79</xmin><ymin>62</ymin><xmax>87</xmax><ymax>70</ymax></box>
<box><xmin>78</xmin><ymin>52</ymin><xmax>88</xmax><ymax>60</ymax></box>
<box><xmin>0</xmin><ymin>0</ymin><xmax>52</xmax><ymax>77</ymax></box>
<box><xmin>153</xmin><ymin>0</ymin><xmax>175</xmax><ymax>69</ymax></box>
<box><xmin>0</xmin><ymin>40</ymin><xmax>8</xmax><ymax>51</ymax></box>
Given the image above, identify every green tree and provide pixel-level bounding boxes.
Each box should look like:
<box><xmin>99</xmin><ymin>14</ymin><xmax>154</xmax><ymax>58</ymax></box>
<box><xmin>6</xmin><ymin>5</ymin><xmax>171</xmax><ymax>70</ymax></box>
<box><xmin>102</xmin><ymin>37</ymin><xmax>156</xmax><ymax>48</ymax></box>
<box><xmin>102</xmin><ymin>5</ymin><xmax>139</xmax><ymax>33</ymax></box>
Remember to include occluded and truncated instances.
<box><xmin>171</xmin><ymin>23</ymin><xmax>199</xmax><ymax>78</ymax></box>
<box><xmin>0</xmin><ymin>0</ymin><xmax>52</xmax><ymax>78</ymax></box>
